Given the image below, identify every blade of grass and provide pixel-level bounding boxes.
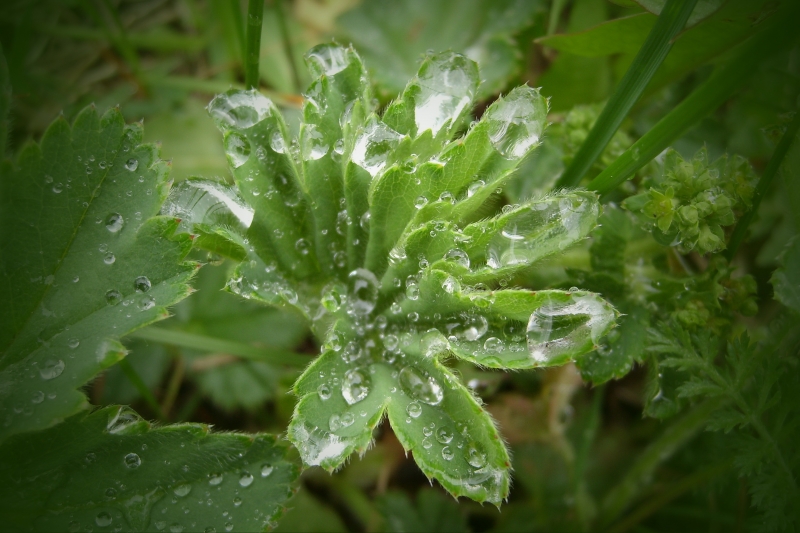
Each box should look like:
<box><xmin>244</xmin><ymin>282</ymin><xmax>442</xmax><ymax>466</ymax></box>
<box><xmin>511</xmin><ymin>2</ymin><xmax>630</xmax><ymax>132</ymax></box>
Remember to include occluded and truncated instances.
<box><xmin>37</xmin><ymin>25</ymin><xmax>207</xmax><ymax>52</ymax></box>
<box><xmin>245</xmin><ymin>0</ymin><xmax>265</xmax><ymax>89</ymax></box>
<box><xmin>586</xmin><ymin>3</ymin><xmax>800</xmax><ymax>195</ymax></box>
<box><xmin>725</xmin><ymin>109</ymin><xmax>800</xmax><ymax>260</ymax></box>
<box><xmin>555</xmin><ymin>0</ymin><xmax>697</xmax><ymax>189</ymax></box>
<box><xmin>598</xmin><ymin>398</ymin><xmax>722</xmax><ymax>528</ymax></box>
<box><xmin>161</xmin><ymin>353</ymin><xmax>185</xmax><ymax>419</ymax></box>
<box><xmin>127</xmin><ymin>327</ymin><xmax>310</xmax><ymax>366</ymax></box>
<box><xmin>274</xmin><ymin>0</ymin><xmax>302</xmax><ymax>93</ymax></box>
<box><xmin>117</xmin><ymin>357</ymin><xmax>166</xmax><ymax>420</ymax></box>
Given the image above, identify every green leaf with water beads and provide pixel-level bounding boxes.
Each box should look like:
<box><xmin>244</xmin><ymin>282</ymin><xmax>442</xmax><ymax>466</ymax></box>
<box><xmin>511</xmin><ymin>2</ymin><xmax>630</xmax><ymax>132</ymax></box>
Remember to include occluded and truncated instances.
<box><xmin>174</xmin><ymin>44</ymin><xmax>617</xmax><ymax>504</ymax></box>
<box><xmin>0</xmin><ymin>405</ymin><xmax>299</xmax><ymax>532</ymax></box>
<box><xmin>0</xmin><ymin>106</ymin><xmax>196</xmax><ymax>443</ymax></box>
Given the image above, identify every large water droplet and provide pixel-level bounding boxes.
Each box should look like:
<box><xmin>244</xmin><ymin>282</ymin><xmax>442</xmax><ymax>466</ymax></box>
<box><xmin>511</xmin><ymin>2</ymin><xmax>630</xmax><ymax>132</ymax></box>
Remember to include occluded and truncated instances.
<box><xmin>486</xmin><ymin>193</ymin><xmax>599</xmax><ymax>269</ymax></box>
<box><xmin>261</xmin><ymin>464</ymin><xmax>274</xmax><ymax>477</ymax></box>
<box><xmin>106</xmin><ymin>289</ymin><xmax>122</xmax><ymax>305</ymax></box>
<box><xmin>347</xmin><ymin>268</ymin><xmax>379</xmax><ymax>316</ymax></box>
<box><xmin>447</xmin><ymin>314</ymin><xmax>489</xmax><ymax>342</ymax></box>
<box><xmin>124</xmin><ymin>453</ymin><xmax>141</xmax><ymax>469</ymax></box>
<box><xmin>306</xmin><ymin>43</ymin><xmax>352</xmax><ymax>77</ymax></box>
<box><xmin>39</xmin><ymin>359</ymin><xmax>65</xmax><ymax>380</ymax></box>
<box><xmin>173</xmin><ymin>484</ymin><xmax>191</xmax><ymax>497</ymax></box>
<box><xmin>398</xmin><ymin>366</ymin><xmax>443</xmax><ymax>405</ymax></box>
<box><xmin>105</xmin><ymin>213</ymin><xmax>124</xmax><ymax>233</ymax></box>
<box><xmin>208</xmin><ymin>89</ymin><xmax>274</xmax><ymax>130</ymax></box>
<box><xmin>466</xmin><ymin>443</ymin><xmax>487</xmax><ymax>468</ymax></box>
<box><xmin>224</xmin><ymin>131</ymin><xmax>251</xmax><ymax>168</ymax></box>
<box><xmin>95</xmin><ymin>512</ymin><xmax>113</xmax><ymax>527</ymax></box>
<box><xmin>351</xmin><ymin>119</ymin><xmax>403</xmax><ymax>177</ymax></box>
<box><xmin>125</xmin><ymin>159</ymin><xmax>139</xmax><ymax>172</ymax></box>
<box><xmin>301</xmin><ymin>123</ymin><xmax>329</xmax><ymax>160</ymax></box>
<box><xmin>342</xmin><ymin>368</ymin><xmax>370</xmax><ymax>405</ymax></box>
<box><xmin>526</xmin><ymin>293</ymin><xmax>615</xmax><ymax>363</ymax></box>
<box><xmin>413</xmin><ymin>52</ymin><xmax>477</xmax><ymax>136</ymax></box>
<box><xmin>134</xmin><ymin>276</ymin><xmax>151</xmax><ymax>292</ymax></box>
<box><xmin>443</xmin><ymin>248</ymin><xmax>470</xmax><ymax>269</ymax></box>
<box><xmin>484</xmin><ymin>86</ymin><xmax>547</xmax><ymax>159</ymax></box>
<box><xmin>238</xmin><ymin>472</ymin><xmax>254</xmax><ymax>487</ymax></box>
<box><xmin>208</xmin><ymin>473</ymin><xmax>223</xmax><ymax>486</ymax></box>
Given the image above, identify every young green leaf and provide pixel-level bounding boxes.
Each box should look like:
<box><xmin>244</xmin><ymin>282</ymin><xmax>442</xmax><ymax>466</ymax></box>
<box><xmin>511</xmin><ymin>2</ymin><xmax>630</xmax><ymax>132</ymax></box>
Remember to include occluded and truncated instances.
<box><xmin>181</xmin><ymin>44</ymin><xmax>617</xmax><ymax>504</ymax></box>
<box><xmin>0</xmin><ymin>106</ymin><xmax>196</xmax><ymax>443</ymax></box>
<box><xmin>0</xmin><ymin>405</ymin><xmax>299</xmax><ymax>532</ymax></box>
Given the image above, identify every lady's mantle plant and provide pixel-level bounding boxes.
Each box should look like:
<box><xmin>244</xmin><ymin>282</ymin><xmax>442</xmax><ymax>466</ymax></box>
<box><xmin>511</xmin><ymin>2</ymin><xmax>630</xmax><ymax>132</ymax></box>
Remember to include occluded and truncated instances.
<box><xmin>167</xmin><ymin>44</ymin><xmax>617</xmax><ymax>504</ymax></box>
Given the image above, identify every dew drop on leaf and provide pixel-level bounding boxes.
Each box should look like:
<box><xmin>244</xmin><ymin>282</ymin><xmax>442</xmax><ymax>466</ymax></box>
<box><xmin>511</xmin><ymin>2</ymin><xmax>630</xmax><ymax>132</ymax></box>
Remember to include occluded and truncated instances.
<box><xmin>104</xmin><ymin>252</ymin><xmax>116</xmax><ymax>265</ymax></box>
<box><xmin>105</xmin><ymin>213</ymin><xmax>124</xmax><ymax>233</ymax></box>
<box><xmin>134</xmin><ymin>276</ymin><xmax>151</xmax><ymax>292</ymax></box>
<box><xmin>413</xmin><ymin>52</ymin><xmax>476</xmax><ymax>135</ymax></box>
<box><xmin>300</xmin><ymin>123</ymin><xmax>329</xmax><ymax>160</ymax></box>
<box><xmin>125</xmin><ymin>158</ymin><xmax>139</xmax><ymax>171</ymax></box>
<box><xmin>406</xmin><ymin>402</ymin><xmax>422</xmax><ymax>418</ymax></box>
<box><xmin>306</xmin><ymin>44</ymin><xmax>351</xmax><ymax>76</ymax></box>
<box><xmin>399</xmin><ymin>366</ymin><xmax>443</xmax><ymax>405</ymax></box>
<box><xmin>106</xmin><ymin>289</ymin><xmax>122</xmax><ymax>305</ymax></box>
<box><xmin>347</xmin><ymin>268</ymin><xmax>379</xmax><ymax>316</ymax></box>
<box><xmin>441</xmin><ymin>446</ymin><xmax>454</xmax><ymax>461</ymax></box>
<box><xmin>224</xmin><ymin>131</ymin><xmax>251</xmax><ymax>168</ymax></box>
<box><xmin>351</xmin><ymin>119</ymin><xmax>403</xmax><ymax>177</ymax></box>
<box><xmin>466</xmin><ymin>443</ymin><xmax>488</xmax><ymax>468</ymax></box>
<box><xmin>208</xmin><ymin>89</ymin><xmax>273</xmax><ymax>129</ymax></box>
<box><xmin>317</xmin><ymin>383</ymin><xmax>332</xmax><ymax>400</ymax></box>
<box><xmin>443</xmin><ymin>248</ymin><xmax>470</xmax><ymax>269</ymax></box>
<box><xmin>95</xmin><ymin>512</ymin><xmax>112</xmax><ymax>527</ymax></box>
<box><xmin>39</xmin><ymin>359</ymin><xmax>65</xmax><ymax>380</ymax></box>
<box><xmin>342</xmin><ymin>368</ymin><xmax>370</xmax><ymax>405</ymax></box>
<box><xmin>124</xmin><ymin>453</ymin><xmax>141</xmax><ymax>469</ymax></box>
<box><xmin>414</xmin><ymin>195</ymin><xmax>428</xmax><ymax>209</ymax></box>
<box><xmin>173</xmin><ymin>484</ymin><xmax>191</xmax><ymax>497</ymax></box>
<box><xmin>484</xmin><ymin>86</ymin><xmax>547</xmax><ymax>159</ymax></box>
<box><xmin>208</xmin><ymin>473</ymin><xmax>223</xmax><ymax>486</ymax></box>
<box><xmin>238</xmin><ymin>472</ymin><xmax>254</xmax><ymax>487</ymax></box>
<box><xmin>260</xmin><ymin>464</ymin><xmax>274</xmax><ymax>477</ymax></box>
<box><xmin>31</xmin><ymin>390</ymin><xmax>44</xmax><ymax>404</ymax></box>
<box><xmin>436</xmin><ymin>427</ymin><xmax>453</xmax><ymax>444</ymax></box>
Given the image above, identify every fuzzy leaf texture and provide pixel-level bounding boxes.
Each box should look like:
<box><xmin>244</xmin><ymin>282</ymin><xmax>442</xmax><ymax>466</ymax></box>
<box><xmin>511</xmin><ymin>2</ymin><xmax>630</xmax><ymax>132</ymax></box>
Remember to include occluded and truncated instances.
<box><xmin>167</xmin><ymin>44</ymin><xmax>618</xmax><ymax>504</ymax></box>
<box><xmin>0</xmin><ymin>105</ymin><xmax>198</xmax><ymax>442</ymax></box>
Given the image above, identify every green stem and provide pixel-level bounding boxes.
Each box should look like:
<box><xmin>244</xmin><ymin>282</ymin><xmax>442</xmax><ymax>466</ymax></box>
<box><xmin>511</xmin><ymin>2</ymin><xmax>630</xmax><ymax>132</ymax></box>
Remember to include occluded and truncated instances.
<box><xmin>586</xmin><ymin>4</ymin><xmax>800</xmax><ymax>195</ymax></box>
<box><xmin>245</xmin><ymin>0</ymin><xmax>265</xmax><ymax>89</ymax></box>
<box><xmin>117</xmin><ymin>357</ymin><xmax>165</xmax><ymax>420</ymax></box>
<box><xmin>555</xmin><ymin>0</ymin><xmax>697</xmax><ymax>189</ymax></box>
<box><xmin>725</xmin><ymin>110</ymin><xmax>800</xmax><ymax>260</ymax></box>
<box><xmin>274</xmin><ymin>0</ymin><xmax>302</xmax><ymax>93</ymax></box>
<box><xmin>127</xmin><ymin>326</ymin><xmax>311</xmax><ymax>366</ymax></box>
<box><xmin>608</xmin><ymin>460</ymin><xmax>732</xmax><ymax>533</ymax></box>
<box><xmin>547</xmin><ymin>0</ymin><xmax>568</xmax><ymax>36</ymax></box>
<box><xmin>598</xmin><ymin>398</ymin><xmax>721</xmax><ymax>528</ymax></box>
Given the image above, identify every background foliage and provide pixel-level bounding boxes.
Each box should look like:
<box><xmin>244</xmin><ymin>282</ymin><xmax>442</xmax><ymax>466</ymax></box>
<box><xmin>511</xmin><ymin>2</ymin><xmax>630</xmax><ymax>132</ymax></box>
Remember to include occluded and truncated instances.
<box><xmin>1</xmin><ymin>0</ymin><xmax>799</xmax><ymax>531</ymax></box>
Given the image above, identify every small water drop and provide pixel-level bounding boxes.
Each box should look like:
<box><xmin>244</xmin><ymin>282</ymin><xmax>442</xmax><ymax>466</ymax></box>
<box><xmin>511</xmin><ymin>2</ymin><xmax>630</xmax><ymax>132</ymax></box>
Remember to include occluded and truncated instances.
<box><xmin>406</xmin><ymin>402</ymin><xmax>422</xmax><ymax>418</ymax></box>
<box><xmin>318</xmin><ymin>383</ymin><xmax>332</xmax><ymax>400</ymax></box>
<box><xmin>134</xmin><ymin>276</ymin><xmax>151</xmax><ymax>292</ymax></box>
<box><xmin>224</xmin><ymin>131</ymin><xmax>251</xmax><ymax>168</ymax></box>
<box><xmin>466</xmin><ymin>443</ymin><xmax>487</xmax><ymax>468</ymax></box>
<box><xmin>124</xmin><ymin>452</ymin><xmax>141</xmax><ymax>469</ymax></box>
<box><xmin>173</xmin><ymin>484</ymin><xmax>191</xmax><ymax>497</ymax></box>
<box><xmin>414</xmin><ymin>196</ymin><xmax>428</xmax><ymax>209</ymax></box>
<box><xmin>125</xmin><ymin>159</ymin><xmax>139</xmax><ymax>171</ymax></box>
<box><xmin>347</xmin><ymin>269</ymin><xmax>379</xmax><ymax>316</ymax></box>
<box><xmin>106</xmin><ymin>289</ymin><xmax>122</xmax><ymax>305</ymax></box>
<box><xmin>436</xmin><ymin>427</ymin><xmax>453</xmax><ymax>444</ymax></box>
<box><xmin>260</xmin><ymin>464</ymin><xmax>274</xmax><ymax>477</ymax></box>
<box><xmin>399</xmin><ymin>366</ymin><xmax>443</xmax><ymax>405</ymax></box>
<box><xmin>342</xmin><ymin>368</ymin><xmax>370</xmax><ymax>405</ymax></box>
<box><xmin>39</xmin><ymin>359</ymin><xmax>65</xmax><ymax>380</ymax></box>
<box><xmin>95</xmin><ymin>511</ymin><xmax>113</xmax><ymax>527</ymax></box>
<box><xmin>238</xmin><ymin>472</ymin><xmax>254</xmax><ymax>487</ymax></box>
<box><xmin>208</xmin><ymin>473</ymin><xmax>223</xmax><ymax>486</ymax></box>
<box><xmin>105</xmin><ymin>213</ymin><xmax>124</xmax><ymax>233</ymax></box>
<box><xmin>68</xmin><ymin>338</ymin><xmax>80</xmax><ymax>349</ymax></box>
<box><xmin>441</xmin><ymin>446</ymin><xmax>454</xmax><ymax>461</ymax></box>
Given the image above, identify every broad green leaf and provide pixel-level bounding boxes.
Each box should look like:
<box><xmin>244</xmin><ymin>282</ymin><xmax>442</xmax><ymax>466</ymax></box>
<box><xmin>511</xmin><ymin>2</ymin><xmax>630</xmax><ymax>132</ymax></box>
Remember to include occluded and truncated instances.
<box><xmin>335</xmin><ymin>0</ymin><xmax>542</xmax><ymax>99</ymax></box>
<box><xmin>182</xmin><ymin>45</ymin><xmax>617</xmax><ymax>504</ymax></box>
<box><xmin>0</xmin><ymin>405</ymin><xmax>299</xmax><ymax>532</ymax></box>
<box><xmin>771</xmin><ymin>237</ymin><xmax>800</xmax><ymax>314</ymax></box>
<box><xmin>0</xmin><ymin>106</ymin><xmax>196</xmax><ymax>443</ymax></box>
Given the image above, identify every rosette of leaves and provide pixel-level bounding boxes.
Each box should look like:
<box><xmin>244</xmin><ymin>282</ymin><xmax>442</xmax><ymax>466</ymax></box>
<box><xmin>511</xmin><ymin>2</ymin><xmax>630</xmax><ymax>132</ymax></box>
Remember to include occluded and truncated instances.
<box><xmin>623</xmin><ymin>147</ymin><xmax>758</xmax><ymax>254</ymax></box>
<box><xmin>166</xmin><ymin>43</ymin><xmax>617</xmax><ymax>504</ymax></box>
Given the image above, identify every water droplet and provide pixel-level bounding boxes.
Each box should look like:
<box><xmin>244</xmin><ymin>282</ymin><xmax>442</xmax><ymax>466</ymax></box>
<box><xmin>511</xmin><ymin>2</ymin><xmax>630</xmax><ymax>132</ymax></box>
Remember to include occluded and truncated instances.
<box><xmin>406</xmin><ymin>402</ymin><xmax>422</xmax><ymax>418</ymax></box>
<box><xmin>104</xmin><ymin>252</ymin><xmax>116</xmax><ymax>265</ymax></box>
<box><xmin>208</xmin><ymin>473</ymin><xmax>223</xmax><ymax>486</ymax></box>
<box><xmin>301</xmin><ymin>123</ymin><xmax>329</xmax><ymax>160</ymax></box>
<box><xmin>95</xmin><ymin>512</ymin><xmax>113</xmax><ymax>527</ymax></box>
<box><xmin>32</xmin><ymin>390</ymin><xmax>44</xmax><ymax>404</ymax></box>
<box><xmin>238</xmin><ymin>472</ymin><xmax>254</xmax><ymax>487</ymax></box>
<box><xmin>483</xmin><ymin>337</ymin><xmax>504</xmax><ymax>353</ymax></box>
<box><xmin>260</xmin><ymin>464</ymin><xmax>274</xmax><ymax>477</ymax></box>
<box><xmin>125</xmin><ymin>159</ymin><xmax>139</xmax><ymax>171</ymax></box>
<box><xmin>436</xmin><ymin>427</ymin><xmax>453</xmax><ymax>444</ymax></box>
<box><xmin>124</xmin><ymin>452</ymin><xmax>141</xmax><ymax>469</ymax></box>
<box><xmin>414</xmin><ymin>195</ymin><xmax>428</xmax><ymax>209</ymax></box>
<box><xmin>170</xmin><ymin>523</ymin><xmax>184</xmax><ymax>533</ymax></box>
<box><xmin>208</xmin><ymin>89</ymin><xmax>274</xmax><ymax>129</ymax></box>
<box><xmin>413</xmin><ymin>52</ymin><xmax>476</xmax><ymax>135</ymax></box>
<box><xmin>224</xmin><ymin>131</ymin><xmax>251</xmax><ymax>168</ymax></box>
<box><xmin>466</xmin><ymin>443</ymin><xmax>487</xmax><ymax>468</ymax></box>
<box><xmin>342</xmin><ymin>368</ymin><xmax>370</xmax><ymax>404</ymax></box>
<box><xmin>68</xmin><ymin>338</ymin><xmax>80</xmax><ymax>349</ymax></box>
<box><xmin>306</xmin><ymin>43</ymin><xmax>351</xmax><ymax>76</ymax></box>
<box><xmin>105</xmin><ymin>213</ymin><xmax>124</xmax><ymax>233</ymax></box>
<box><xmin>351</xmin><ymin>119</ymin><xmax>404</xmax><ymax>177</ymax></box>
<box><xmin>106</xmin><ymin>289</ymin><xmax>122</xmax><ymax>305</ymax></box>
<box><xmin>441</xmin><ymin>446</ymin><xmax>454</xmax><ymax>460</ymax></box>
<box><xmin>484</xmin><ymin>86</ymin><xmax>547</xmax><ymax>159</ymax></box>
<box><xmin>449</xmin><ymin>314</ymin><xmax>489</xmax><ymax>341</ymax></box>
<box><xmin>39</xmin><ymin>359</ymin><xmax>65</xmax><ymax>380</ymax></box>
<box><xmin>233</xmin><ymin>496</ymin><xmax>242</xmax><ymax>507</ymax></box>
<box><xmin>225</xmin><ymin>523</ymin><xmax>233</xmax><ymax>532</ymax></box>
<box><xmin>443</xmin><ymin>248</ymin><xmax>470</xmax><ymax>269</ymax></box>
<box><xmin>399</xmin><ymin>366</ymin><xmax>443</xmax><ymax>405</ymax></box>
<box><xmin>420</xmin><ymin>330</ymin><xmax>449</xmax><ymax>358</ymax></box>
<box><xmin>134</xmin><ymin>276</ymin><xmax>151</xmax><ymax>292</ymax></box>
<box><xmin>360</xmin><ymin>211</ymin><xmax>371</xmax><ymax>231</ymax></box>
<box><xmin>173</xmin><ymin>484</ymin><xmax>191</xmax><ymax>497</ymax></box>
<box><xmin>318</xmin><ymin>383</ymin><xmax>332</xmax><ymax>400</ymax></box>
<box><xmin>139</xmin><ymin>296</ymin><xmax>156</xmax><ymax>310</ymax></box>
<box><xmin>347</xmin><ymin>268</ymin><xmax>379</xmax><ymax>316</ymax></box>
<box><xmin>405</xmin><ymin>280</ymin><xmax>420</xmax><ymax>300</ymax></box>
<box><xmin>441</xmin><ymin>276</ymin><xmax>460</xmax><ymax>294</ymax></box>
<box><xmin>295</xmin><ymin>238</ymin><xmax>311</xmax><ymax>255</ymax></box>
